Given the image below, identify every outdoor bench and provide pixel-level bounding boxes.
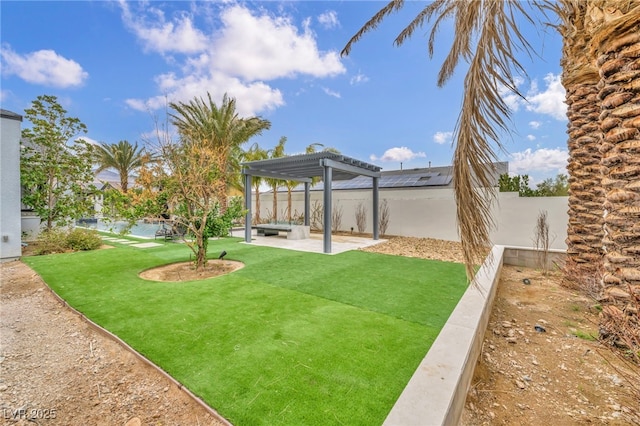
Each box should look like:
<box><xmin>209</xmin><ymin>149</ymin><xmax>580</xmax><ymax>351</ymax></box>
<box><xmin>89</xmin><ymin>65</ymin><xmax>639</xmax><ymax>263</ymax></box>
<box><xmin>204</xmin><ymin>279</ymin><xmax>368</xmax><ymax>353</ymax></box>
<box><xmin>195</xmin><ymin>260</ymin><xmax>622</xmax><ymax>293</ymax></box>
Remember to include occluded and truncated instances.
<box><xmin>154</xmin><ymin>226</ymin><xmax>185</xmax><ymax>241</ymax></box>
<box><xmin>255</xmin><ymin>224</ymin><xmax>310</xmax><ymax>240</ymax></box>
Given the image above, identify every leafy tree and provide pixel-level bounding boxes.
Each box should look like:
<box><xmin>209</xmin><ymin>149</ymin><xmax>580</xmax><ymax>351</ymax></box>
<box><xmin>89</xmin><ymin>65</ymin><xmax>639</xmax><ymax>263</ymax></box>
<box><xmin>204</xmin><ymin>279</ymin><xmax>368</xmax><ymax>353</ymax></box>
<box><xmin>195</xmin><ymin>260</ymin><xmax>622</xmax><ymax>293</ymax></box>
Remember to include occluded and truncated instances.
<box><xmin>170</xmin><ymin>93</ymin><xmax>270</xmax><ymax>213</ymax></box>
<box><xmin>498</xmin><ymin>174</ymin><xmax>536</xmax><ymax>197</ymax></box>
<box><xmin>499</xmin><ymin>173</ymin><xmax>569</xmax><ymax>197</ymax></box>
<box><xmin>95</xmin><ymin>140</ymin><xmax>154</xmax><ymax>193</ymax></box>
<box><xmin>166</xmin><ymin>93</ymin><xmax>269</xmax><ymax>269</ymax></box>
<box><xmin>20</xmin><ymin>95</ymin><xmax>95</xmax><ymax>231</ymax></box>
<box><xmin>535</xmin><ymin>174</ymin><xmax>569</xmax><ymax>197</ymax></box>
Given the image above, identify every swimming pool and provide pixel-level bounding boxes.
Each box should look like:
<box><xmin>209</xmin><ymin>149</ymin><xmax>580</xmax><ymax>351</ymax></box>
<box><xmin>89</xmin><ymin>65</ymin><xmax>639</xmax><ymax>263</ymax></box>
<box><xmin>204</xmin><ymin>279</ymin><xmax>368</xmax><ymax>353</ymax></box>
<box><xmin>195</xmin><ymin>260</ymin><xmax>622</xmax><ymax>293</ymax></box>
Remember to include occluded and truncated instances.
<box><xmin>77</xmin><ymin>219</ymin><xmax>166</xmax><ymax>239</ymax></box>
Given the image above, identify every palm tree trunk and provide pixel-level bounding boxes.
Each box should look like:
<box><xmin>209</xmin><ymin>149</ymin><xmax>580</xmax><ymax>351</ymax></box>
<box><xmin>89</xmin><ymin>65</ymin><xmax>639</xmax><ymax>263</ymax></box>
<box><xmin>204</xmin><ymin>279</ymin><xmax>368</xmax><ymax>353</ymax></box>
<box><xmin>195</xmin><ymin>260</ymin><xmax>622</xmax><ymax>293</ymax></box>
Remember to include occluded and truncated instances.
<box><xmin>287</xmin><ymin>187</ymin><xmax>292</xmax><ymax>223</ymax></box>
<box><xmin>591</xmin><ymin>1</ymin><xmax>640</xmax><ymax>351</ymax></box>
<box><xmin>255</xmin><ymin>184</ymin><xmax>261</xmax><ymax>223</ymax></box>
<box><xmin>560</xmin><ymin>1</ymin><xmax>605</xmax><ymax>272</ymax></box>
<box><xmin>272</xmin><ymin>185</ymin><xmax>278</xmax><ymax>222</ymax></box>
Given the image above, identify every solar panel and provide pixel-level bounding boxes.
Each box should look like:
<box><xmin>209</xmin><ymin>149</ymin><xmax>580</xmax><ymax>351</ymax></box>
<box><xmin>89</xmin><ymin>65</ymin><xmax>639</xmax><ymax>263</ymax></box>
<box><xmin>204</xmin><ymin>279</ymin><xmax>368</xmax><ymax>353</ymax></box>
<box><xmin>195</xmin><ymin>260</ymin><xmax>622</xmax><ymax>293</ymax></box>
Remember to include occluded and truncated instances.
<box><xmin>289</xmin><ymin>171</ymin><xmax>452</xmax><ymax>191</ymax></box>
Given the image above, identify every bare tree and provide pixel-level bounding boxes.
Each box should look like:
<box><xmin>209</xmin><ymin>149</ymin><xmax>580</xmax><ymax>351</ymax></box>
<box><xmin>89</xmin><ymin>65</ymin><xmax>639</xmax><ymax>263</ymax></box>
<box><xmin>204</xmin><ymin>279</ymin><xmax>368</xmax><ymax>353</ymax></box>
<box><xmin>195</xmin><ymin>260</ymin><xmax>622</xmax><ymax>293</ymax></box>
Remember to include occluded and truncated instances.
<box><xmin>533</xmin><ymin>210</ymin><xmax>552</xmax><ymax>275</ymax></box>
<box><xmin>379</xmin><ymin>199</ymin><xmax>390</xmax><ymax>236</ymax></box>
<box><xmin>310</xmin><ymin>200</ymin><xmax>323</xmax><ymax>231</ymax></box>
<box><xmin>332</xmin><ymin>202</ymin><xmax>343</xmax><ymax>233</ymax></box>
<box><xmin>355</xmin><ymin>202</ymin><xmax>367</xmax><ymax>233</ymax></box>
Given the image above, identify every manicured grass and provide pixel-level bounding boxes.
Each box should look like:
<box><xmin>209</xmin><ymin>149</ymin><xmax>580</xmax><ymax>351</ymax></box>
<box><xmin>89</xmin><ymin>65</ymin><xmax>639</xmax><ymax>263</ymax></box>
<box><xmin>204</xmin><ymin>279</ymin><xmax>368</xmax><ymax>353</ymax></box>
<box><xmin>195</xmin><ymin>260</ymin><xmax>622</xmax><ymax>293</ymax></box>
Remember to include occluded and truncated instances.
<box><xmin>24</xmin><ymin>238</ymin><xmax>467</xmax><ymax>425</ymax></box>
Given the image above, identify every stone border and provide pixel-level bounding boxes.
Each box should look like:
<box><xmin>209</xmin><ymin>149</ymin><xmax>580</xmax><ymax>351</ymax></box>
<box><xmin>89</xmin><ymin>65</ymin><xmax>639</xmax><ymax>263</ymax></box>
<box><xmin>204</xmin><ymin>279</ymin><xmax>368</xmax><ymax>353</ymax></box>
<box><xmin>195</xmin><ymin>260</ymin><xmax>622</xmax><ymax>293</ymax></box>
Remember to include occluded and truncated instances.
<box><xmin>383</xmin><ymin>245</ymin><xmax>567</xmax><ymax>425</ymax></box>
<box><xmin>383</xmin><ymin>245</ymin><xmax>505</xmax><ymax>425</ymax></box>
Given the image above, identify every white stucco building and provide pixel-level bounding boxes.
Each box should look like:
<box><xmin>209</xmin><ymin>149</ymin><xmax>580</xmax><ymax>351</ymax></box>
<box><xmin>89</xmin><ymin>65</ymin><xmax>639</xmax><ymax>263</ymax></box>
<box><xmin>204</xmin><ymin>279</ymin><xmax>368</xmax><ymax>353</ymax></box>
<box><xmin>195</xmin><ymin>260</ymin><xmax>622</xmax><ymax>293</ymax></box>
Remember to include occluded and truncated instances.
<box><xmin>1</xmin><ymin>109</ymin><xmax>23</xmax><ymax>261</ymax></box>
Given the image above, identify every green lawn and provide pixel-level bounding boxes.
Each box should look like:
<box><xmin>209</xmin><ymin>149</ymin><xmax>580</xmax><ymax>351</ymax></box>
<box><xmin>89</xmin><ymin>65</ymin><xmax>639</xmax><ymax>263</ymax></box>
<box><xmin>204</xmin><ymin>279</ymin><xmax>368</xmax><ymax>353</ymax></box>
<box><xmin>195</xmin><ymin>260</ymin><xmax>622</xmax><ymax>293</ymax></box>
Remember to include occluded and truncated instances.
<box><xmin>23</xmin><ymin>237</ymin><xmax>467</xmax><ymax>425</ymax></box>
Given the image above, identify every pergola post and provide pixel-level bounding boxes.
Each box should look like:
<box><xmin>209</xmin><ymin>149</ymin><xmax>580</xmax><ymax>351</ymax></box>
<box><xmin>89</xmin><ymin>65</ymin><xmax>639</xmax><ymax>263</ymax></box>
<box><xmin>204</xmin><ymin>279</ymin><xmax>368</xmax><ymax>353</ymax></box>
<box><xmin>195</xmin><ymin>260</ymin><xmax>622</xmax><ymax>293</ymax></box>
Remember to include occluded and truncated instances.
<box><xmin>323</xmin><ymin>165</ymin><xmax>332</xmax><ymax>253</ymax></box>
<box><xmin>244</xmin><ymin>172</ymin><xmax>252</xmax><ymax>243</ymax></box>
<box><xmin>373</xmin><ymin>176</ymin><xmax>379</xmax><ymax>240</ymax></box>
<box><xmin>304</xmin><ymin>182</ymin><xmax>310</xmax><ymax>227</ymax></box>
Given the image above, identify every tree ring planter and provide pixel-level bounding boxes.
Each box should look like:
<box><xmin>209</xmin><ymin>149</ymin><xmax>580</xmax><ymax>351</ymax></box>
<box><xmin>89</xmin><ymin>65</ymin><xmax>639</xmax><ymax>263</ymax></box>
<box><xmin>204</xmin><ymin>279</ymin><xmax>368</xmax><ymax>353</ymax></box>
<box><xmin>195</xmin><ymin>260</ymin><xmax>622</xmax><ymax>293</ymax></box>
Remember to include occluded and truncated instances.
<box><xmin>139</xmin><ymin>260</ymin><xmax>245</xmax><ymax>282</ymax></box>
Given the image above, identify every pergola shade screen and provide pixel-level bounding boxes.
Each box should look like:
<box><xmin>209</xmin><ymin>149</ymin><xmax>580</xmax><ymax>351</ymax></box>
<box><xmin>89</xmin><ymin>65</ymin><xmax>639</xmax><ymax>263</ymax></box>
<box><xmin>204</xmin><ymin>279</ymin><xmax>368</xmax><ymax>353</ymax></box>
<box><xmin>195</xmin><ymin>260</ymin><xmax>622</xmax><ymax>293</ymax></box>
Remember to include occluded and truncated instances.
<box><xmin>241</xmin><ymin>152</ymin><xmax>382</xmax><ymax>253</ymax></box>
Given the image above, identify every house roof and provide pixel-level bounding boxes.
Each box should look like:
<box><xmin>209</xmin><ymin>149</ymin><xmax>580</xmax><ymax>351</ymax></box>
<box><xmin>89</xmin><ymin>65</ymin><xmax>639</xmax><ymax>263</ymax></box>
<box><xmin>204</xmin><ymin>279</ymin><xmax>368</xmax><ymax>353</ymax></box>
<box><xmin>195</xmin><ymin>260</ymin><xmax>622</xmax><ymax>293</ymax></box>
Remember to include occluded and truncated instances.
<box><xmin>1</xmin><ymin>109</ymin><xmax>23</xmax><ymax>121</ymax></box>
<box><xmin>287</xmin><ymin>161</ymin><xmax>508</xmax><ymax>192</ymax></box>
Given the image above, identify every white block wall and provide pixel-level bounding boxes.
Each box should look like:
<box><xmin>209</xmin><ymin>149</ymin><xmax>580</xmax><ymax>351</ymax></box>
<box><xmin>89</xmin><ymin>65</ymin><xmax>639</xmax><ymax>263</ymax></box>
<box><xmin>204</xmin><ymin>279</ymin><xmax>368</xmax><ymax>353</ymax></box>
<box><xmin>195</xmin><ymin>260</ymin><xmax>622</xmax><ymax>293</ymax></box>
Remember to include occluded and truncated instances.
<box><xmin>254</xmin><ymin>188</ymin><xmax>569</xmax><ymax>250</ymax></box>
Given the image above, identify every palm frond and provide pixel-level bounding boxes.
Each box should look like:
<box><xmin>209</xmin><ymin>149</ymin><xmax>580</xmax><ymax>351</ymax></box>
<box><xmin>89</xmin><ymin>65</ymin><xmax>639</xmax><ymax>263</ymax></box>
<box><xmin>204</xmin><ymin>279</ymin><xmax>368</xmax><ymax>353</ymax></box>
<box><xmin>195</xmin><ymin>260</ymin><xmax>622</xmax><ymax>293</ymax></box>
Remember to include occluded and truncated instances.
<box><xmin>343</xmin><ymin>0</ymin><xmax>540</xmax><ymax>279</ymax></box>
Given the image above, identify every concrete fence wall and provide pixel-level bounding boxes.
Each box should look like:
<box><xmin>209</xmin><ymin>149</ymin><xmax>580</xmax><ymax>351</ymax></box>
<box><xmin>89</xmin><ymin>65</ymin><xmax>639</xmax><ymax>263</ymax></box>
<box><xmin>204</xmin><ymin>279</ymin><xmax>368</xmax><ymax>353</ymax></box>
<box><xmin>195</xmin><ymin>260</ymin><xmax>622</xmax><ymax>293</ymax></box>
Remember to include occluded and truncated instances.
<box><xmin>254</xmin><ymin>188</ymin><xmax>569</xmax><ymax>250</ymax></box>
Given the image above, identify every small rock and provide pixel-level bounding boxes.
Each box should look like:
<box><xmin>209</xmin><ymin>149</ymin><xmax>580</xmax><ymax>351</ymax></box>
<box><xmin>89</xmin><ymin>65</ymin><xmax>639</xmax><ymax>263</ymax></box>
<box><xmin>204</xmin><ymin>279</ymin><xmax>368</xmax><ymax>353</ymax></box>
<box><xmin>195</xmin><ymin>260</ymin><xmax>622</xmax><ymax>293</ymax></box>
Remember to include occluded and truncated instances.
<box><xmin>163</xmin><ymin>386</ymin><xmax>169</xmax><ymax>392</ymax></box>
<box><xmin>0</xmin><ymin>384</ymin><xmax>8</xmax><ymax>391</ymax></box>
<box><xmin>516</xmin><ymin>380</ymin><xmax>527</xmax><ymax>389</ymax></box>
<box><xmin>534</xmin><ymin>324</ymin><xmax>546</xmax><ymax>333</ymax></box>
<box><xmin>523</xmin><ymin>278</ymin><xmax>531</xmax><ymax>285</ymax></box>
<box><xmin>501</xmin><ymin>321</ymin><xmax>512</xmax><ymax>328</ymax></box>
<box><xmin>506</xmin><ymin>337</ymin><xmax>518</xmax><ymax>344</ymax></box>
<box><xmin>125</xmin><ymin>418</ymin><xmax>142</xmax><ymax>426</ymax></box>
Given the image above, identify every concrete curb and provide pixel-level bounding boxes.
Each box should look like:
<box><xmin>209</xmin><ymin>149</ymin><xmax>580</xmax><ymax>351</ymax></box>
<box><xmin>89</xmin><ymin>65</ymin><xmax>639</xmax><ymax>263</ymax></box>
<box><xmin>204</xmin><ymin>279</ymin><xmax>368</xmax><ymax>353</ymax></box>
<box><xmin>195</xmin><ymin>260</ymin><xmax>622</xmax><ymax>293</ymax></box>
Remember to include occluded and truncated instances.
<box><xmin>383</xmin><ymin>245</ymin><xmax>505</xmax><ymax>426</ymax></box>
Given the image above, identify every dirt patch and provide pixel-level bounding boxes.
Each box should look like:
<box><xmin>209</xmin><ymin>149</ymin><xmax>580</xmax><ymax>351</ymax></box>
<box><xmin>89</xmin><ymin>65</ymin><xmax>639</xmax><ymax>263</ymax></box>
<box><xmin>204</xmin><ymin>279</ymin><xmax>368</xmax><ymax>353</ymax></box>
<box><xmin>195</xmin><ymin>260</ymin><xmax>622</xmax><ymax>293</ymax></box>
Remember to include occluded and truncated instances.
<box><xmin>459</xmin><ymin>265</ymin><xmax>639</xmax><ymax>425</ymax></box>
<box><xmin>139</xmin><ymin>260</ymin><xmax>244</xmax><ymax>282</ymax></box>
<box><xmin>0</xmin><ymin>261</ymin><xmax>225</xmax><ymax>426</ymax></box>
<box><xmin>361</xmin><ymin>235</ymin><xmax>468</xmax><ymax>263</ymax></box>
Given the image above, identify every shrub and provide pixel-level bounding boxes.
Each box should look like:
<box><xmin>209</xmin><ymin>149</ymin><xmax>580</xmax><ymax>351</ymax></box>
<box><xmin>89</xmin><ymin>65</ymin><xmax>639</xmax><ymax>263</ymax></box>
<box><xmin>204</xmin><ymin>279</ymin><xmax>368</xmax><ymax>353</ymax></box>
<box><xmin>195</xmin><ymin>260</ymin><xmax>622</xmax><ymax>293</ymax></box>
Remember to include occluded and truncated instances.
<box><xmin>35</xmin><ymin>228</ymin><xmax>70</xmax><ymax>255</ymax></box>
<box><xmin>66</xmin><ymin>228</ymin><xmax>102</xmax><ymax>251</ymax></box>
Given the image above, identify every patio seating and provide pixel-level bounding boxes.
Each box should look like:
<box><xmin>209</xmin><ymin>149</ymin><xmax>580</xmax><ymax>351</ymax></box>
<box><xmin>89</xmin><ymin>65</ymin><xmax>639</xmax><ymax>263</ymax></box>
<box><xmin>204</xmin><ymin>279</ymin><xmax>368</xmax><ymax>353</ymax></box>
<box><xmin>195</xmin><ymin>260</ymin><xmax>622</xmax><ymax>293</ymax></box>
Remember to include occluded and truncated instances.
<box><xmin>154</xmin><ymin>224</ymin><xmax>185</xmax><ymax>241</ymax></box>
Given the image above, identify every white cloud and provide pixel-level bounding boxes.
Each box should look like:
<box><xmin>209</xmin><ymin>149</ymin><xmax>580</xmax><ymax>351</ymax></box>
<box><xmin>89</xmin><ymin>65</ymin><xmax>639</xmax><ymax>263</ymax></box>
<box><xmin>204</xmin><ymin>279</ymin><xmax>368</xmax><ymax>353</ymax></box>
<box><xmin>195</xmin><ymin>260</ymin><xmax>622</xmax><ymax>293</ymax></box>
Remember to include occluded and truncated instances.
<box><xmin>0</xmin><ymin>89</ymin><xmax>10</xmax><ymax>102</ymax></box>
<box><xmin>526</xmin><ymin>73</ymin><xmax>566</xmax><ymax>120</ymax></box>
<box><xmin>77</xmin><ymin>136</ymin><xmax>101</xmax><ymax>146</ymax></box>
<box><xmin>212</xmin><ymin>5</ymin><xmax>345</xmax><ymax>80</ymax></box>
<box><xmin>509</xmin><ymin>148</ymin><xmax>568</xmax><ymax>174</ymax></box>
<box><xmin>126</xmin><ymin>71</ymin><xmax>284</xmax><ymax>116</ymax></box>
<box><xmin>0</xmin><ymin>45</ymin><xmax>87</xmax><ymax>88</ymax></box>
<box><xmin>498</xmin><ymin>73</ymin><xmax>566</xmax><ymax>121</ymax></box>
<box><xmin>322</xmin><ymin>87</ymin><xmax>340</xmax><ymax>98</ymax></box>
<box><xmin>118</xmin><ymin>1</ymin><xmax>207</xmax><ymax>54</ymax></box>
<box><xmin>526</xmin><ymin>134</ymin><xmax>536</xmax><ymax>141</ymax></box>
<box><xmin>433</xmin><ymin>131</ymin><xmax>453</xmax><ymax>145</ymax></box>
<box><xmin>317</xmin><ymin>10</ymin><xmax>339</xmax><ymax>29</ymax></box>
<box><xmin>371</xmin><ymin>147</ymin><xmax>426</xmax><ymax>162</ymax></box>
<box><xmin>350</xmin><ymin>72</ymin><xmax>369</xmax><ymax>85</ymax></box>
<box><xmin>497</xmin><ymin>76</ymin><xmax>525</xmax><ymax>112</ymax></box>
<box><xmin>122</xmin><ymin>3</ymin><xmax>345</xmax><ymax>116</ymax></box>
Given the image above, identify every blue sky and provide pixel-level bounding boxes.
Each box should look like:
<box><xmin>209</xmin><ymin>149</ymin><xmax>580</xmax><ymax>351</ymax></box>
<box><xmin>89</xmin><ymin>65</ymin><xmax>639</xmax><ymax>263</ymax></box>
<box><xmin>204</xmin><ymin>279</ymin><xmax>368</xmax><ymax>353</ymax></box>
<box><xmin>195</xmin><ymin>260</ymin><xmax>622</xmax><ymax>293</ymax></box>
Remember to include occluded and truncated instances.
<box><xmin>1</xmin><ymin>1</ymin><xmax>569</xmax><ymax>184</ymax></box>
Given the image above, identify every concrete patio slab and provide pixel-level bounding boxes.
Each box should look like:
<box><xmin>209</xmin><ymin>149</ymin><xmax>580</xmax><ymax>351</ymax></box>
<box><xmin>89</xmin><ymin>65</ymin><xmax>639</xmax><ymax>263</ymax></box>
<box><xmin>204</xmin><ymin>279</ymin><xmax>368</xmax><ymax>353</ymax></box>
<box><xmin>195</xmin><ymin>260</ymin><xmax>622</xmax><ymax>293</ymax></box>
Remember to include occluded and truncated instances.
<box><xmin>235</xmin><ymin>229</ymin><xmax>385</xmax><ymax>255</ymax></box>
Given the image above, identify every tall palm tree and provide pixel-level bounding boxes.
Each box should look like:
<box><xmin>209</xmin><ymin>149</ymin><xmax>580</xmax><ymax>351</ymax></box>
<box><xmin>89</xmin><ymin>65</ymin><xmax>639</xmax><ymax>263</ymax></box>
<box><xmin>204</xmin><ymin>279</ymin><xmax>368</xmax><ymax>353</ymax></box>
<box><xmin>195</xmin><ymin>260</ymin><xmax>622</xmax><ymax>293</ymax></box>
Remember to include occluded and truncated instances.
<box><xmin>243</xmin><ymin>142</ymin><xmax>269</xmax><ymax>223</ymax></box>
<box><xmin>170</xmin><ymin>93</ymin><xmax>271</xmax><ymax>211</ymax></box>
<box><xmin>95</xmin><ymin>140</ymin><xmax>152</xmax><ymax>193</ymax></box>
<box><xmin>554</xmin><ymin>1</ymin><xmax>605</xmax><ymax>272</ymax></box>
<box><xmin>587</xmin><ymin>1</ymin><xmax>640</xmax><ymax>349</ymax></box>
<box><xmin>266</xmin><ymin>136</ymin><xmax>287</xmax><ymax>222</ymax></box>
<box><xmin>343</xmin><ymin>0</ymin><xmax>537</xmax><ymax>279</ymax></box>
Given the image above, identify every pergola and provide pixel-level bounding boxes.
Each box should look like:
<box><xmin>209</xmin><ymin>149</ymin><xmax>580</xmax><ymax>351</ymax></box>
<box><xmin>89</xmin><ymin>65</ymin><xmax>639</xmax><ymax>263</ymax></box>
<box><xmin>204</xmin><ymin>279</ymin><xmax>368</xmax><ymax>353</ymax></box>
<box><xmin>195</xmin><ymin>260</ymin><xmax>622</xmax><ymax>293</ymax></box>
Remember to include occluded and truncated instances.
<box><xmin>241</xmin><ymin>152</ymin><xmax>382</xmax><ymax>253</ymax></box>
